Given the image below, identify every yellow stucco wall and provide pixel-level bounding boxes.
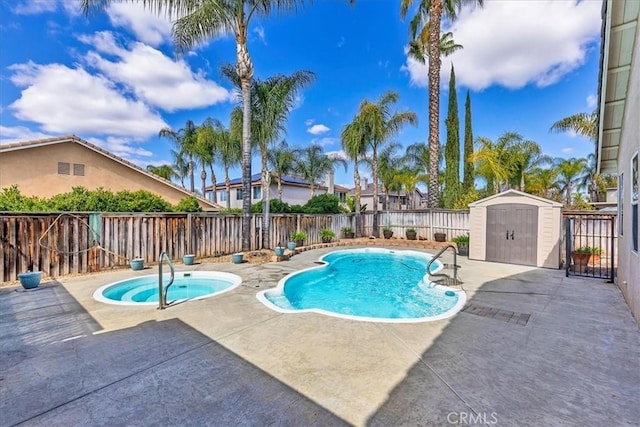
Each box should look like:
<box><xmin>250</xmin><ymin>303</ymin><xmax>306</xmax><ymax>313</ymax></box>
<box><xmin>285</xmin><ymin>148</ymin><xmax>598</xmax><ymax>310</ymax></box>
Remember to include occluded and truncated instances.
<box><xmin>0</xmin><ymin>142</ymin><xmax>213</xmax><ymax>209</ymax></box>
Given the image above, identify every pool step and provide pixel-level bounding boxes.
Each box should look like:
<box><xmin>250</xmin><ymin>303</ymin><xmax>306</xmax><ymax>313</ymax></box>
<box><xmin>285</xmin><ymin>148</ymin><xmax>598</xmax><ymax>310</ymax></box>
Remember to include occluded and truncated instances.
<box><xmin>430</xmin><ymin>274</ymin><xmax>463</xmax><ymax>287</ymax></box>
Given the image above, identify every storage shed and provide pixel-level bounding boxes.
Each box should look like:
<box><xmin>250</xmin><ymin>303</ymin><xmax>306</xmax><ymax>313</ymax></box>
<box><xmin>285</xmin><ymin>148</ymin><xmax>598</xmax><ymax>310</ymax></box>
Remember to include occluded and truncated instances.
<box><xmin>468</xmin><ymin>190</ymin><xmax>563</xmax><ymax>268</ymax></box>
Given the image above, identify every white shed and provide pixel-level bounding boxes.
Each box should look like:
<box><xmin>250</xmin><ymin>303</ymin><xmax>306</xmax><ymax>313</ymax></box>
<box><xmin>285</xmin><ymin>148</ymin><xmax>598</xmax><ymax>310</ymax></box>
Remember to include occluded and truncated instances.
<box><xmin>468</xmin><ymin>190</ymin><xmax>563</xmax><ymax>268</ymax></box>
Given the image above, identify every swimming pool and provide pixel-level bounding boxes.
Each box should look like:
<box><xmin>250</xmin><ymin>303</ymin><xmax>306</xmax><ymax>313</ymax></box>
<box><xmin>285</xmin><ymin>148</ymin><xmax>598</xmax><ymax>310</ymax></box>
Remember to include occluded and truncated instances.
<box><xmin>257</xmin><ymin>248</ymin><xmax>466</xmax><ymax>323</ymax></box>
<box><xmin>94</xmin><ymin>271</ymin><xmax>242</xmax><ymax>306</ymax></box>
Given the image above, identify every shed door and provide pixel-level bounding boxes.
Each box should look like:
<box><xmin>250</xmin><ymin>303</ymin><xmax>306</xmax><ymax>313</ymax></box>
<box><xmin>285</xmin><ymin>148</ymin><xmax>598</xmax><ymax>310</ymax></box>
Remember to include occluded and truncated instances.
<box><xmin>486</xmin><ymin>203</ymin><xmax>538</xmax><ymax>266</ymax></box>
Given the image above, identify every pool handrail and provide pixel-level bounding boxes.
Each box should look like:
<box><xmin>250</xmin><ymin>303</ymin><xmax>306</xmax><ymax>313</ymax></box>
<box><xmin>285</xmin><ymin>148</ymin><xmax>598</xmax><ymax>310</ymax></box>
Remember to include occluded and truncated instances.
<box><xmin>426</xmin><ymin>244</ymin><xmax>459</xmax><ymax>287</ymax></box>
<box><xmin>158</xmin><ymin>251</ymin><xmax>175</xmax><ymax>310</ymax></box>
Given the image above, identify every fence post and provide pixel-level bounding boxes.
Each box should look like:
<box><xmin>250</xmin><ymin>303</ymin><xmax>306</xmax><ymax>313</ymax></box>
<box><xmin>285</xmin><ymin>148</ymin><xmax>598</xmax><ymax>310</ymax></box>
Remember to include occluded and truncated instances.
<box><xmin>187</xmin><ymin>213</ymin><xmax>192</xmax><ymax>255</ymax></box>
<box><xmin>565</xmin><ymin>217</ymin><xmax>571</xmax><ymax>277</ymax></box>
<box><xmin>610</xmin><ymin>216</ymin><xmax>615</xmax><ymax>283</ymax></box>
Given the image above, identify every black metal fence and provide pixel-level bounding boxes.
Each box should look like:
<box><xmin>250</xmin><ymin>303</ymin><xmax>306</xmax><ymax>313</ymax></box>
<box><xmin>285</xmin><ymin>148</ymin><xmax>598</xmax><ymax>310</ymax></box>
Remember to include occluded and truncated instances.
<box><xmin>564</xmin><ymin>212</ymin><xmax>616</xmax><ymax>281</ymax></box>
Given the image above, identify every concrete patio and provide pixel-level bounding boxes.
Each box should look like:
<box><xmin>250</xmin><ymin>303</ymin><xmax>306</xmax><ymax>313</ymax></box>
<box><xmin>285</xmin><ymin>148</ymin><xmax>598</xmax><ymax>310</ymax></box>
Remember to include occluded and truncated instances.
<box><xmin>1</xmin><ymin>246</ymin><xmax>639</xmax><ymax>426</ymax></box>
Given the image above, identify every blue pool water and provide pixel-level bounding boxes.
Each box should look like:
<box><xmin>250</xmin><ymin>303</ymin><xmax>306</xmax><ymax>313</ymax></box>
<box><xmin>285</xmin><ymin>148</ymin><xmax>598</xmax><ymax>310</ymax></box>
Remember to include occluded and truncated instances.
<box><xmin>257</xmin><ymin>248</ymin><xmax>466</xmax><ymax>323</ymax></box>
<box><xmin>94</xmin><ymin>271</ymin><xmax>242</xmax><ymax>305</ymax></box>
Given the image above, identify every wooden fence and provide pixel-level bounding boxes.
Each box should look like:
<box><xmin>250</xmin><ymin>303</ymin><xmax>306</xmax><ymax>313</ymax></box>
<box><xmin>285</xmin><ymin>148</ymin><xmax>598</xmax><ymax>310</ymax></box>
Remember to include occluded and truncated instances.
<box><xmin>1</xmin><ymin>210</ymin><xmax>469</xmax><ymax>282</ymax></box>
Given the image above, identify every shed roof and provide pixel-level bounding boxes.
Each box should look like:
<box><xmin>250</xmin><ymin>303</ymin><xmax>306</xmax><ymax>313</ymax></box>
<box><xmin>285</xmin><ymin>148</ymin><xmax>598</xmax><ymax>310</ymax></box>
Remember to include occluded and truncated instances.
<box><xmin>468</xmin><ymin>189</ymin><xmax>563</xmax><ymax>208</ymax></box>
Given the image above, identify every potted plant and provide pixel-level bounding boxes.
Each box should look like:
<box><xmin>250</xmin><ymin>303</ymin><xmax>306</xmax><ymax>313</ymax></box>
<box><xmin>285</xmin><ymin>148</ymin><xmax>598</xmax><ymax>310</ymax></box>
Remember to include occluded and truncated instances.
<box><xmin>452</xmin><ymin>234</ymin><xmax>470</xmax><ymax>256</ymax></box>
<box><xmin>341</xmin><ymin>226</ymin><xmax>355</xmax><ymax>239</ymax></box>
<box><xmin>320</xmin><ymin>228</ymin><xmax>335</xmax><ymax>243</ymax></box>
<box><xmin>383</xmin><ymin>226</ymin><xmax>393</xmax><ymax>239</ymax></box>
<box><xmin>434</xmin><ymin>231</ymin><xmax>447</xmax><ymax>242</ymax></box>
<box><xmin>274</xmin><ymin>246</ymin><xmax>285</xmax><ymax>257</ymax></box>
<box><xmin>18</xmin><ymin>270</ymin><xmax>42</xmax><ymax>289</ymax></box>
<box><xmin>571</xmin><ymin>246</ymin><xmax>602</xmax><ymax>272</ymax></box>
<box><xmin>405</xmin><ymin>227</ymin><xmax>417</xmax><ymax>240</ymax></box>
<box><xmin>290</xmin><ymin>231</ymin><xmax>307</xmax><ymax>247</ymax></box>
<box><xmin>232</xmin><ymin>252</ymin><xmax>244</xmax><ymax>264</ymax></box>
<box><xmin>129</xmin><ymin>257</ymin><xmax>144</xmax><ymax>271</ymax></box>
<box><xmin>183</xmin><ymin>254</ymin><xmax>195</xmax><ymax>265</ymax></box>
<box><xmin>287</xmin><ymin>241</ymin><xmax>297</xmax><ymax>251</ymax></box>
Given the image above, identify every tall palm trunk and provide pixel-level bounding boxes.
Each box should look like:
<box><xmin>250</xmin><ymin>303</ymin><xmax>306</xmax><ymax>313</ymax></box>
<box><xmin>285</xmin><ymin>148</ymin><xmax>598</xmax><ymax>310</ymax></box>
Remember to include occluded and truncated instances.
<box><xmin>237</xmin><ymin>33</ymin><xmax>253</xmax><ymax>252</ymax></box>
<box><xmin>200</xmin><ymin>164</ymin><xmax>206</xmax><ymax>198</ymax></box>
<box><xmin>372</xmin><ymin>152</ymin><xmax>379</xmax><ymax>237</ymax></box>
<box><xmin>189</xmin><ymin>156</ymin><xmax>195</xmax><ymax>193</ymax></box>
<box><xmin>224</xmin><ymin>167</ymin><xmax>231</xmax><ymax>210</ymax></box>
<box><xmin>277</xmin><ymin>175</ymin><xmax>283</xmax><ymax>200</ymax></box>
<box><xmin>261</xmin><ymin>153</ymin><xmax>270</xmax><ymax>248</ymax></box>
<box><xmin>427</xmin><ymin>0</ymin><xmax>443</xmax><ymax>208</ymax></box>
<box><xmin>354</xmin><ymin>160</ymin><xmax>362</xmax><ymax>237</ymax></box>
<box><xmin>209</xmin><ymin>165</ymin><xmax>217</xmax><ymax>204</ymax></box>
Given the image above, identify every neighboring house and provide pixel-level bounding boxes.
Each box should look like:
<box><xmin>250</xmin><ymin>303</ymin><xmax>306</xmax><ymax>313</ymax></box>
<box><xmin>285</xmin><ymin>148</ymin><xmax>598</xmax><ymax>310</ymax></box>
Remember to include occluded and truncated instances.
<box><xmin>0</xmin><ymin>135</ymin><xmax>220</xmax><ymax>211</ymax></box>
<box><xmin>597</xmin><ymin>0</ymin><xmax>639</xmax><ymax>325</ymax></box>
<box><xmin>348</xmin><ymin>178</ymin><xmax>426</xmax><ymax>212</ymax></box>
<box><xmin>205</xmin><ymin>173</ymin><xmax>349</xmax><ymax>209</ymax></box>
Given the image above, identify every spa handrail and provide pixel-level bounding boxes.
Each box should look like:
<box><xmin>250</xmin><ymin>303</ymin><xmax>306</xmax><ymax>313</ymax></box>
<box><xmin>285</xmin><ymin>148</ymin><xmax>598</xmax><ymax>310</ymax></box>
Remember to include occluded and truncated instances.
<box><xmin>426</xmin><ymin>244</ymin><xmax>459</xmax><ymax>286</ymax></box>
<box><xmin>158</xmin><ymin>251</ymin><xmax>175</xmax><ymax>310</ymax></box>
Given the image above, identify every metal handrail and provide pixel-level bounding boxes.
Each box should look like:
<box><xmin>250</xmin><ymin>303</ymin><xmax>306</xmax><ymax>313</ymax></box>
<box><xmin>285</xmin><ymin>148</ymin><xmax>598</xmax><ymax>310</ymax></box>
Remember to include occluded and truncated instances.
<box><xmin>158</xmin><ymin>251</ymin><xmax>175</xmax><ymax>310</ymax></box>
<box><xmin>426</xmin><ymin>244</ymin><xmax>459</xmax><ymax>287</ymax></box>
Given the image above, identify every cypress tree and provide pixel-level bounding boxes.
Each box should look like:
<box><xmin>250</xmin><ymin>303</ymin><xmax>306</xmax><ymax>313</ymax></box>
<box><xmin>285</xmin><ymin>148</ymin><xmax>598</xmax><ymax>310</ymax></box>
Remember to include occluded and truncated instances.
<box><xmin>463</xmin><ymin>90</ymin><xmax>475</xmax><ymax>192</ymax></box>
<box><xmin>443</xmin><ymin>65</ymin><xmax>460</xmax><ymax>208</ymax></box>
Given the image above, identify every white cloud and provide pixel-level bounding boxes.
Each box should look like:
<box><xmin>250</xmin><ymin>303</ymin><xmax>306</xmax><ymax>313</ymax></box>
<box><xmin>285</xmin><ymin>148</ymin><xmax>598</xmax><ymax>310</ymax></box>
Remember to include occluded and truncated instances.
<box><xmin>586</xmin><ymin>94</ymin><xmax>597</xmax><ymax>109</ymax></box>
<box><xmin>402</xmin><ymin>0</ymin><xmax>601</xmax><ymax>90</ymax></box>
<box><xmin>11</xmin><ymin>0</ymin><xmax>81</xmax><ymax>16</ymax></box>
<box><xmin>561</xmin><ymin>147</ymin><xmax>575</xmax><ymax>154</ymax></box>
<box><xmin>312</xmin><ymin>137</ymin><xmax>338</xmax><ymax>147</ymax></box>
<box><xmin>326</xmin><ymin>149</ymin><xmax>347</xmax><ymax>161</ymax></box>
<box><xmin>307</xmin><ymin>124</ymin><xmax>330</xmax><ymax>135</ymax></box>
<box><xmin>12</xmin><ymin>0</ymin><xmax>58</xmax><ymax>15</ymax></box>
<box><xmin>80</xmin><ymin>32</ymin><xmax>231</xmax><ymax>111</ymax></box>
<box><xmin>0</xmin><ymin>125</ymin><xmax>53</xmax><ymax>144</ymax></box>
<box><xmin>337</xmin><ymin>36</ymin><xmax>346</xmax><ymax>48</ymax></box>
<box><xmin>253</xmin><ymin>26</ymin><xmax>266</xmax><ymax>45</ymax></box>
<box><xmin>304</xmin><ymin>118</ymin><xmax>315</xmax><ymax>126</ymax></box>
<box><xmin>106</xmin><ymin>3</ymin><xmax>172</xmax><ymax>47</ymax></box>
<box><xmin>8</xmin><ymin>61</ymin><xmax>167</xmax><ymax>139</ymax></box>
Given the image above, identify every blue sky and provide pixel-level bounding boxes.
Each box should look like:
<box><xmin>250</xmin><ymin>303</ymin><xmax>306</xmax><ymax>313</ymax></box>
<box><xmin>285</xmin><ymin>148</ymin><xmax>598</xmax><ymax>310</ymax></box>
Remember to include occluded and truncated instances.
<box><xmin>0</xmin><ymin>0</ymin><xmax>602</xmax><ymax>189</ymax></box>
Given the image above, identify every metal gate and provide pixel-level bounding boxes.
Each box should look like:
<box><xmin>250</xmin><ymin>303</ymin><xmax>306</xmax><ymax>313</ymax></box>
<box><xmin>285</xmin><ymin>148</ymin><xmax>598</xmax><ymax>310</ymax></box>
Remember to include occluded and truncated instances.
<box><xmin>564</xmin><ymin>213</ymin><xmax>616</xmax><ymax>281</ymax></box>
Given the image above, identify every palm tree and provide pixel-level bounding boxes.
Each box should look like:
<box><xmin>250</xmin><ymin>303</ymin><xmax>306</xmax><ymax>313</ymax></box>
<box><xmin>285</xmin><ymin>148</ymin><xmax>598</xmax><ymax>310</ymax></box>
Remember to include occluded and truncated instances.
<box><xmin>401</xmin><ymin>0</ymin><xmax>483</xmax><ymax>208</ymax></box>
<box><xmin>509</xmin><ymin>139</ymin><xmax>550</xmax><ymax>191</ymax></box>
<box><xmin>471</xmin><ymin>132</ymin><xmax>523</xmax><ymax>194</ymax></box>
<box><xmin>267</xmin><ymin>140</ymin><xmax>296</xmax><ymax>201</ymax></box>
<box><xmin>158</xmin><ymin>120</ymin><xmax>198</xmax><ymax>193</ymax></box>
<box><xmin>341</xmin><ymin>117</ymin><xmax>368</xmax><ymax>236</ymax></box>
<box><xmin>83</xmin><ymin>0</ymin><xmax>316</xmax><ymax>251</ymax></box>
<box><xmin>146</xmin><ymin>164</ymin><xmax>177</xmax><ymax>181</ymax></box>
<box><xmin>170</xmin><ymin>148</ymin><xmax>189</xmax><ymax>188</ymax></box>
<box><xmin>294</xmin><ymin>144</ymin><xmax>347</xmax><ymax>197</ymax></box>
<box><xmin>526</xmin><ymin>167</ymin><xmax>558</xmax><ymax>199</ymax></box>
<box><xmin>195</xmin><ymin>117</ymin><xmax>223</xmax><ymax>200</ymax></box>
<box><xmin>354</xmin><ymin>91</ymin><xmax>417</xmax><ymax>236</ymax></box>
<box><xmin>554</xmin><ymin>157</ymin><xmax>588</xmax><ymax>206</ymax></box>
<box><xmin>223</xmin><ymin>66</ymin><xmax>315</xmax><ymax>247</ymax></box>
<box><xmin>220</xmin><ymin>110</ymin><xmax>243</xmax><ymax>209</ymax></box>
<box><xmin>374</xmin><ymin>143</ymin><xmax>403</xmax><ymax>210</ymax></box>
<box><xmin>550</xmin><ymin>111</ymin><xmax>597</xmax><ymax>143</ymax></box>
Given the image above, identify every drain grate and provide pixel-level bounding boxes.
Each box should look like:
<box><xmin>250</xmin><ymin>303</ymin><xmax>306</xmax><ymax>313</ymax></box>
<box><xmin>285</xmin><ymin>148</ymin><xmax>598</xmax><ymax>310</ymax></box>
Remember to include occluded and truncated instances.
<box><xmin>462</xmin><ymin>303</ymin><xmax>530</xmax><ymax>326</ymax></box>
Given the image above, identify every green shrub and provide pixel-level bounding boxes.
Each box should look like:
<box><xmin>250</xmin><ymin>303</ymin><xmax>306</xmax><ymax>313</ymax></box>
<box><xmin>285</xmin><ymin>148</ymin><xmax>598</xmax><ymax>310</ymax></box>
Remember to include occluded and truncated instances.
<box><xmin>290</xmin><ymin>231</ymin><xmax>308</xmax><ymax>241</ymax></box>
<box><xmin>319</xmin><ymin>228</ymin><xmax>335</xmax><ymax>238</ymax></box>
<box><xmin>341</xmin><ymin>226</ymin><xmax>353</xmax><ymax>234</ymax></box>
<box><xmin>574</xmin><ymin>246</ymin><xmax>601</xmax><ymax>254</ymax></box>
<box><xmin>251</xmin><ymin>199</ymin><xmax>292</xmax><ymax>213</ymax></box>
<box><xmin>452</xmin><ymin>234</ymin><xmax>470</xmax><ymax>244</ymax></box>
<box><xmin>302</xmin><ymin>194</ymin><xmax>341</xmax><ymax>214</ymax></box>
<box><xmin>174</xmin><ymin>196</ymin><xmax>202</xmax><ymax>212</ymax></box>
<box><xmin>219</xmin><ymin>208</ymin><xmax>242</xmax><ymax>214</ymax></box>
<box><xmin>406</xmin><ymin>227</ymin><xmax>416</xmax><ymax>233</ymax></box>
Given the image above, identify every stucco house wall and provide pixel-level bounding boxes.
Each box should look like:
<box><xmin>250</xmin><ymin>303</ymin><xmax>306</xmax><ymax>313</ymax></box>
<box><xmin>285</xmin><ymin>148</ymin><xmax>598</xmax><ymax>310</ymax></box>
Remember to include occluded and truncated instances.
<box><xmin>0</xmin><ymin>136</ymin><xmax>219</xmax><ymax>211</ymax></box>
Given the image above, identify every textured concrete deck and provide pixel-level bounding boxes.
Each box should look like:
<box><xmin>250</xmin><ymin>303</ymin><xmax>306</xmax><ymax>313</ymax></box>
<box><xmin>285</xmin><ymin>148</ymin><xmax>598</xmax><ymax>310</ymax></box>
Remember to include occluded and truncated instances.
<box><xmin>1</xmin><ymin>246</ymin><xmax>639</xmax><ymax>426</ymax></box>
